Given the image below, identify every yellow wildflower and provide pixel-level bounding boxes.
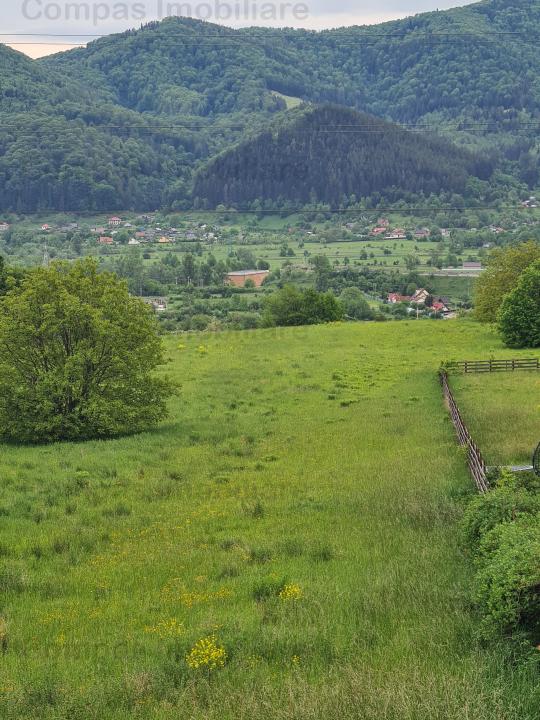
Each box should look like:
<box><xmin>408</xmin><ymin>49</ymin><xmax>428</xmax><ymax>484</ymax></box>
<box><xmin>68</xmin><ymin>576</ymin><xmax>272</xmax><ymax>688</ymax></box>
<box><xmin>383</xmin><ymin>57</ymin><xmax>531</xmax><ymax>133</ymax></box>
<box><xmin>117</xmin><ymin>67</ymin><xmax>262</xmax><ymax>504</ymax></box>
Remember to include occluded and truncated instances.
<box><xmin>144</xmin><ymin>618</ymin><xmax>185</xmax><ymax>639</ymax></box>
<box><xmin>186</xmin><ymin>635</ymin><xmax>227</xmax><ymax>671</ymax></box>
<box><xmin>279</xmin><ymin>584</ymin><xmax>302</xmax><ymax>601</ymax></box>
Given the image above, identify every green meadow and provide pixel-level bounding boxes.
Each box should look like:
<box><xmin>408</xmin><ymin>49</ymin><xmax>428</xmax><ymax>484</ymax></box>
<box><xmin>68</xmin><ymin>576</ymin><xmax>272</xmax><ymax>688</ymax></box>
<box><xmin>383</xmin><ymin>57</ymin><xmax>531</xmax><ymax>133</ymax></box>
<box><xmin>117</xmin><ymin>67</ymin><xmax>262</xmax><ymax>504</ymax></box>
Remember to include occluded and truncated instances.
<box><xmin>0</xmin><ymin>321</ymin><xmax>538</xmax><ymax>719</ymax></box>
<box><xmin>451</xmin><ymin>372</ymin><xmax>540</xmax><ymax>466</ymax></box>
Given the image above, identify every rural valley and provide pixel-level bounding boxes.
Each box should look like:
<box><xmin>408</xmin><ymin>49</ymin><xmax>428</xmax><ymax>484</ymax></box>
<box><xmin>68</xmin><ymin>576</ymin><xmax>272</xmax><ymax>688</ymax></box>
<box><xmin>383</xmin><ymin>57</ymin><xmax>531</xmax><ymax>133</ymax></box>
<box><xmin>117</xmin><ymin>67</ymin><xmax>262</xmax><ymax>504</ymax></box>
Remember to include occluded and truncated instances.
<box><xmin>0</xmin><ymin>1</ymin><xmax>539</xmax><ymax>718</ymax></box>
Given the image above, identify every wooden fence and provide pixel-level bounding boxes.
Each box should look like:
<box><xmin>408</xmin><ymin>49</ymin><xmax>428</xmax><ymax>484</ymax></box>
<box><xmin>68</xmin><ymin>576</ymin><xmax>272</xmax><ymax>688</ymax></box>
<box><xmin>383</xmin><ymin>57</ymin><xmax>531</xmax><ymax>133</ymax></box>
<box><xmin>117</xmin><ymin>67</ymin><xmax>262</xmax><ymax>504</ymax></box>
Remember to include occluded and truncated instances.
<box><xmin>451</xmin><ymin>358</ymin><xmax>540</xmax><ymax>374</ymax></box>
<box><xmin>439</xmin><ymin>370</ymin><xmax>490</xmax><ymax>493</ymax></box>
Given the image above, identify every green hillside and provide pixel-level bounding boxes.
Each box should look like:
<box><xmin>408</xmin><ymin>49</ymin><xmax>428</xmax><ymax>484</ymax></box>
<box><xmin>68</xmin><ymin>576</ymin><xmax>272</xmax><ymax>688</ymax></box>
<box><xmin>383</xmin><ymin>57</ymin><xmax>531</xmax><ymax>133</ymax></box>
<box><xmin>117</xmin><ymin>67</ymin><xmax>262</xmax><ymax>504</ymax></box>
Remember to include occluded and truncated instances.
<box><xmin>0</xmin><ymin>321</ymin><xmax>538</xmax><ymax>718</ymax></box>
<box><xmin>193</xmin><ymin>105</ymin><xmax>493</xmax><ymax>207</ymax></box>
<box><xmin>0</xmin><ymin>1</ymin><xmax>539</xmax><ymax>211</ymax></box>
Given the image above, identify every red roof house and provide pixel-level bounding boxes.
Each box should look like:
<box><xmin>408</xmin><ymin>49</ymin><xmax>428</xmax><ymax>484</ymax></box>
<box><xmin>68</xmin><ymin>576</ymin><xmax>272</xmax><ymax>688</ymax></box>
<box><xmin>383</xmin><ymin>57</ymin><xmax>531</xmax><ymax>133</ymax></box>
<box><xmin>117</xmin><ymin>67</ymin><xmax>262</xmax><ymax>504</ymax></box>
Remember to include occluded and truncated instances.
<box><xmin>387</xmin><ymin>293</ymin><xmax>411</xmax><ymax>304</ymax></box>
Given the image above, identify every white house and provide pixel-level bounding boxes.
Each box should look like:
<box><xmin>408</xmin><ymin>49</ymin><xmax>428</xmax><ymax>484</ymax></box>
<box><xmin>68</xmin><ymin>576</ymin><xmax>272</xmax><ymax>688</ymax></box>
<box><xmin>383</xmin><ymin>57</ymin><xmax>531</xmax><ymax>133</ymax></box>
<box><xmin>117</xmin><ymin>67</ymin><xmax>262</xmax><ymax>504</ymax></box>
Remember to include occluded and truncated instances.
<box><xmin>410</xmin><ymin>288</ymin><xmax>430</xmax><ymax>304</ymax></box>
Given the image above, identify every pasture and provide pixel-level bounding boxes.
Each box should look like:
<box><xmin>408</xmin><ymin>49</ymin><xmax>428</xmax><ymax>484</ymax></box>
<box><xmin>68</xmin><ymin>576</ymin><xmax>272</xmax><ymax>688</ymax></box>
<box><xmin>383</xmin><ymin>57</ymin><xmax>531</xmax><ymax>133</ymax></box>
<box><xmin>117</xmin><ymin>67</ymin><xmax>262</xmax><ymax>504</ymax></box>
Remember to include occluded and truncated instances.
<box><xmin>0</xmin><ymin>321</ymin><xmax>538</xmax><ymax>719</ymax></box>
<box><xmin>451</xmin><ymin>371</ymin><xmax>540</xmax><ymax>466</ymax></box>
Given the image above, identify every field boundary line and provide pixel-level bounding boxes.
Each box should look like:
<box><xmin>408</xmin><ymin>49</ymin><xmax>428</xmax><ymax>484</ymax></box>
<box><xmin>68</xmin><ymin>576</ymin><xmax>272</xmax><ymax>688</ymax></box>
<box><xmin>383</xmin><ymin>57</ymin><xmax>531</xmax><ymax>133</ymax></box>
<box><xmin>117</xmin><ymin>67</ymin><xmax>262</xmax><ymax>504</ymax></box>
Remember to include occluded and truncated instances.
<box><xmin>447</xmin><ymin>358</ymin><xmax>540</xmax><ymax>374</ymax></box>
<box><xmin>439</xmin><ymin>369</ymin><xmax>490</xmax><ymax>493</ymax></box>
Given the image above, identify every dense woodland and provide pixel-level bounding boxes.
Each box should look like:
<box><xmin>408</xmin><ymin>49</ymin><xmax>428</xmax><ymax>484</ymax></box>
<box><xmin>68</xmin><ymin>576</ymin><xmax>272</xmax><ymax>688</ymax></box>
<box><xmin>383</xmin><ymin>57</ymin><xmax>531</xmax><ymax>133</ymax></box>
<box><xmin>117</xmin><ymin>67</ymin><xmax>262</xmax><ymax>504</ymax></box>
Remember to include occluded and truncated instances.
<box><xmin>192</xmin><ymin>106</ymin><xmax>494</xmax><ymax>207</ymax></box>
<box><xmin>0</xmin><ymin>1</ymin><xmax>539</xmax><ymax>211</ymax></box>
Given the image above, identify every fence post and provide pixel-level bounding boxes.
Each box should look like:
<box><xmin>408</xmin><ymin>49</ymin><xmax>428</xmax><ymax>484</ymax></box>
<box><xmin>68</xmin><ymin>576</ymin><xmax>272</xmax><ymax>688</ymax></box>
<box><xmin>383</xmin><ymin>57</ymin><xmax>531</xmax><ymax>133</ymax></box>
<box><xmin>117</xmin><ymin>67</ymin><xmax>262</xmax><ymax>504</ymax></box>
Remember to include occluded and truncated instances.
<box><xmin>440</xmin><ymin>369</ymin><xmax>489</xmax><ymax>494</ymax></box>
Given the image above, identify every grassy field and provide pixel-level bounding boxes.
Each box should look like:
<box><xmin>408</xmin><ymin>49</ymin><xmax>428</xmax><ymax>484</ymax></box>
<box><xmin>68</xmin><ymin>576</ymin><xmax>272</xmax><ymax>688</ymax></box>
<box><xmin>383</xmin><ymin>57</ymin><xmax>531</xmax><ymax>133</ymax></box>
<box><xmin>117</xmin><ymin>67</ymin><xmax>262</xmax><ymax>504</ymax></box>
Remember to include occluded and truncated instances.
<box><xmin>451</xmin><ymin>372</ymin><xmax>540</xmax><ymax>466</ymax></box>
<box><xmin>0</xmin><ymin>321</ymin><xmax>538</xmax><ymax>719</ymax></box>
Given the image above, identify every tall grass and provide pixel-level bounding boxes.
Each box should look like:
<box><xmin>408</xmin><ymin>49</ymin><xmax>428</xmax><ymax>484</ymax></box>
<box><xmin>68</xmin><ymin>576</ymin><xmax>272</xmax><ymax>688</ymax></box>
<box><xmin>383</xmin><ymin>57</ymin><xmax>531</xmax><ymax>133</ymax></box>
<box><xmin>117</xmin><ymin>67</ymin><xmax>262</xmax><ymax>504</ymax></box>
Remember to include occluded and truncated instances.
<box><xmin>452</xmin><ymin>372</ymin><xmax>540</xmax><ymax>465</ymax></box>
<box><xmin>0</xmin><ymin>321</ymin><xmax>538</xmax><ymax>718</ymax></box>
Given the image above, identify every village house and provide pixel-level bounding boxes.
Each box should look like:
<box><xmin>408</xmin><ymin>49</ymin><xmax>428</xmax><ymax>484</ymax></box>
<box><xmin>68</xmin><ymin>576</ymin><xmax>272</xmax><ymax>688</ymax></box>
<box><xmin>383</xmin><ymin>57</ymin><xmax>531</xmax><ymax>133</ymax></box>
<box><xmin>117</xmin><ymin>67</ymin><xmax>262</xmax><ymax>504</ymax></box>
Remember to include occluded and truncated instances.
<box><xmin>0</xmin><ymin>222</ymin><xmax>10</xmax><ymax>233</ymax></box>
<box><xmin>128</xmin><ymin>238</ymin><xmax>140</xmax><ymax>245</ymax></box>
<box><xmin>226</xmin><ymin>270</ymin><xmax>270</xmax><ymax>288</ymax></box>
<box><xmin>387</xmin><ymin>293</ymin><xmax>411</xmax><ymax>304</ymax></box>
<box><xmin>157</xmin><ymin>236</ymin><xmax>173</xmax><ymax>244</ymax></box>
<box><xmin>385</xmin><ymin>228</ymin><xmax>407</xmax><ymax>240</ymax></box>
<box><xmin>98</xmin><ymin>236</ymin><xmax>114</xmax><ymax>245</ymax></box>
<box><xmin>378</xmin><ymin>218</ymin><xmax>390</xmax><ymax>227</ymax></box>
<box><xmin>371</xmin><ymin>226</ymin><xmax>387</xmax><ymax>236</ymax></box>
<box><xmin>414</xmin><ymin>227</ymin><xmax>430</xmax><ymax>239</ymax></box>
<box><xmin>108</xmin><ymin>216</ymin><xmax>122</xmax><ymax>227</ymax></box>
<box><xmin>41</xmin><ymin>224</ymin><xmax>52</xmax><ymax>232</ymax></box>
<box><xmin>135</xmin><ymin>231</ymin><xmax>146</xmax><ymax>239</ymax></box>
<box><xmin>410</xmin><ymin>288</ymin><xmax>431</xmax><ymax>304</ymax></box>
<box><xmin>431</xmin><ymin>296</ymin><xmax>452</xmax><ymax>314</ymax></box>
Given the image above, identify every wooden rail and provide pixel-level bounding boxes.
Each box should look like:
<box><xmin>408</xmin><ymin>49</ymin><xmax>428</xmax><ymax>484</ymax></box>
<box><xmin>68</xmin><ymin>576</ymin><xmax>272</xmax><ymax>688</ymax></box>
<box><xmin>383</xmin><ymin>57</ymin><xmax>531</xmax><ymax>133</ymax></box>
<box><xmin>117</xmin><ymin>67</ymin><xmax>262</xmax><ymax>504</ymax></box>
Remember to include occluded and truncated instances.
<box><xmin>440</xmin><ymin>370</ymin><xmax>490</xmax><ymax>493</ymax></box>
<box><xmin>451</xmin><ymin>358</ymin><xmax>540</xmax><ymax>374</ymax></box>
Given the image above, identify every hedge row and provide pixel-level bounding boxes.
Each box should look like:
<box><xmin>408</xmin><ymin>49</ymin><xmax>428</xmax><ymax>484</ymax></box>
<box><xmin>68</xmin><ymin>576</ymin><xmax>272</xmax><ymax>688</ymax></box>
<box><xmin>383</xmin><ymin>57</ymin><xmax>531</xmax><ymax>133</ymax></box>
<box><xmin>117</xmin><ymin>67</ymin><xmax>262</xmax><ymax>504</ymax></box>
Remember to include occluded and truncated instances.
<box><xmin>461</xmin><ymin>470</ymin><xmax>540</xmax><ymax>642</ymax></box>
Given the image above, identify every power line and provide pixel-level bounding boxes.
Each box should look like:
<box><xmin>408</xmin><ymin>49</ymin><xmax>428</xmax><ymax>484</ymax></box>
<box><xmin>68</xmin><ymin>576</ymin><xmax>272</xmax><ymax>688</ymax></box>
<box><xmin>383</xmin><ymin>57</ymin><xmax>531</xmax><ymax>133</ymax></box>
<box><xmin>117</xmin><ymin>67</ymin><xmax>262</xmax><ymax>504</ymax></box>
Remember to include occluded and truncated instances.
<box><xmin>2</xmin><ymin>29</ymin><xmax>540</xmax><ymax>38</ymax></box>
<box><xmin>3</xmin><ymin>29</ymin><xmax>540</xmax><ymax>46</ymax></box>
<box><xmin>63</xmin><ymin>206</ymin><xmax>537</xmax><ymax>214</ymax></box>
<box><xmin>1</xmin><ymin>122</ymin><xmax>540</xmax><ymax>133</ymax></box>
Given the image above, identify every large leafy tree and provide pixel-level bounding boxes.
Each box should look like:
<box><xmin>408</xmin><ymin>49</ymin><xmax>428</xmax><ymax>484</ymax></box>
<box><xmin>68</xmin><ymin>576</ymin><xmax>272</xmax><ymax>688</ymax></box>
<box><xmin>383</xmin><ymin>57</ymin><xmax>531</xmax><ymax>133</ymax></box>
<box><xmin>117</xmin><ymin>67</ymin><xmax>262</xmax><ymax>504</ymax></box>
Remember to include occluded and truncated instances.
<box><xmin>474</xmin><ymin>241</ymin><xmax>540</xmax><ymax>322</ymax></box>
<box><xmin>498</xmin><ymin>260</ymin><xmax>540</xmax><ymax>349</ymax></box>
<box><xmin>0</xmin><ymin>259</ymin><xmax>173</xmax><ymax>443</ymax></box>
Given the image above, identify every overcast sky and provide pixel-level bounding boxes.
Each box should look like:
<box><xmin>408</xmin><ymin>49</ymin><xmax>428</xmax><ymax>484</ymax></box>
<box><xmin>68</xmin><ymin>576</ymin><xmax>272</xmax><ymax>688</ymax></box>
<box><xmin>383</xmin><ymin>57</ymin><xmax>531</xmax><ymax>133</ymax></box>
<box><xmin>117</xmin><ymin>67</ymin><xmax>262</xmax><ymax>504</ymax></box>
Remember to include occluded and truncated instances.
<box><xmin>4</xmin><ymin>0</ymin><xmax>475</xmax><ymax>57</ymax></box>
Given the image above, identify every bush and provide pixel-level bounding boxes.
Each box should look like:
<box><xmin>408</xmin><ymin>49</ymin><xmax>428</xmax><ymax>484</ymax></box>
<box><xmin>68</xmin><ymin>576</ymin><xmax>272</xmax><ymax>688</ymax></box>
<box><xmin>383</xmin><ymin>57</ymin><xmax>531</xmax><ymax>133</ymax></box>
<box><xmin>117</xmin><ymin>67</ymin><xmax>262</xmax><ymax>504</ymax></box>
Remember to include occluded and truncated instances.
<box><xmin>339</xmin><ymin>287</ymin><xmax>374</xmax><ymax>320</ymax></box>
<box><xmin>262</xmin><ymin>285</ymin><xmax>343</xmax><ymax>327</ymax></box>
<box><xmin>461</xmin><ymin>470</ymin><xmax>540</xmax><ymax>641</ymax></box>
<box><xmin>190</xmin><ymin>314</ymin><xmax>212</xmax><ymax>331</ymax></box>
<box><xmin>0</xmin><ymin>259</ymin><xmax>174</xmax><ymax>443</ymax></box>
<box><xmin>228</xmin><ymin>312</ymin><xmax>261</xmax><ymax>330</ymax></box>
<box><xmin>461</xmin><ymin>473</ymin><xmax>540</xmax><ymax>555</ymax></box>
<box><xmin>475</xmin><ymin>516</ymin><xmax>540</xmax><ymax>639</ymax></box>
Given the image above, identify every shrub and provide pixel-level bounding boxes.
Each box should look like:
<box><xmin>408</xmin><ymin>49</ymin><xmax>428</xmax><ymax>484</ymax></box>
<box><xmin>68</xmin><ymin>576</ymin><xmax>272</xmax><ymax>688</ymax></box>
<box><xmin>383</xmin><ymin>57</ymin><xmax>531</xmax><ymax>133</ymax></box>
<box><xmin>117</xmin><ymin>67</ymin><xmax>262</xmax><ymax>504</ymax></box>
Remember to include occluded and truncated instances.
<box><xmin>339</xmin><ymin>287</ymin><xmax>374</xmax><ymax>320</ymax></box>
<box><xmin>262</xmin><ymin>285</ymin><xmax>343</xmax><ymax>327</ymax></box>
<box><xmin>474</xmin><ymin>516</ymin><xmax>540</xmax><ymax>639</ymax></box>
<box><xmin>461</xmin><ymin>474</ymin><xmax>540</xmax><ymax>555</ymax></box>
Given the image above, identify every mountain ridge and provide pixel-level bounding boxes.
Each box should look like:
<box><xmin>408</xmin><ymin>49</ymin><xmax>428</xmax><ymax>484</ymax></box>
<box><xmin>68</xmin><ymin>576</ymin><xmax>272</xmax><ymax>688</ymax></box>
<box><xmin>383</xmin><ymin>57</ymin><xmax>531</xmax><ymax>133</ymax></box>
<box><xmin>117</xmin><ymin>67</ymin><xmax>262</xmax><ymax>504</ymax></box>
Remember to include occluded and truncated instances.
<box><xmin>0</xmin><ymin>1</ymin><xmax>538</xmax><ymax>211</ymax></box>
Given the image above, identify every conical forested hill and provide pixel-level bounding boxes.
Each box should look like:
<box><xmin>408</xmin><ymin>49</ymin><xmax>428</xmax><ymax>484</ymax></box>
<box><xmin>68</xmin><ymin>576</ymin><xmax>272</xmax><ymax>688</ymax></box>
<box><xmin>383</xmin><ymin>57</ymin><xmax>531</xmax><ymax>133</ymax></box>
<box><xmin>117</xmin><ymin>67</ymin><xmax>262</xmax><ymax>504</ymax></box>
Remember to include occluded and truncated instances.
<box><xmin>193</xmin><ymin>105</ymin><xmax>494</xmax><ymax>208</ymax></box>
<box><xmin>0</xmin><ymin>1</ymin><xmax>539</xmax><ymax>212</ymax></box>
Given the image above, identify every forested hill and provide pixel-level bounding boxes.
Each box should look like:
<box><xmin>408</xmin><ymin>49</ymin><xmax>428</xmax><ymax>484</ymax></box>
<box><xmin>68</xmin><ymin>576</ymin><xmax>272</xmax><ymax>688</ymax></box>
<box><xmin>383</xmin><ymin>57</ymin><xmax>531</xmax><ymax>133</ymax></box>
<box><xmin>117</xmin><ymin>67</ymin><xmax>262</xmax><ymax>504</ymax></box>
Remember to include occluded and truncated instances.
<box><xmin>0</xmin><ymin>1</ymin><xmax>539</xmax><ymax>212</ymax></box>
<box><xmin>44</xmin><ymin>1</ymin><xmax>540</xmax><ymax>128</ymax></box>
<box><xmin>193</xmin><ymin>105</ymin><xmax>494</xmax><ymax>208</ymax></box>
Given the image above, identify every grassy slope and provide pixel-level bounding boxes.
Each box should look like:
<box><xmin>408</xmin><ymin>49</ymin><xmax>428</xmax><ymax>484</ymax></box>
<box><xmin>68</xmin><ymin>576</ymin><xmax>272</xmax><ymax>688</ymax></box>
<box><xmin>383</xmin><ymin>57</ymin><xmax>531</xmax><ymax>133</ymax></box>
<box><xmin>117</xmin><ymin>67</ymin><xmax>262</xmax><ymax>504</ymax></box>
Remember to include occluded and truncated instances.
<box><xmin>451</xmin><ymin>372</ymin><xmax>540</xmax><ymax>466</ymax></box>
<box><xmin>0</xmin><ymin>321</ymin><xmax>538</xmax><ymax>719</ymax></box>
